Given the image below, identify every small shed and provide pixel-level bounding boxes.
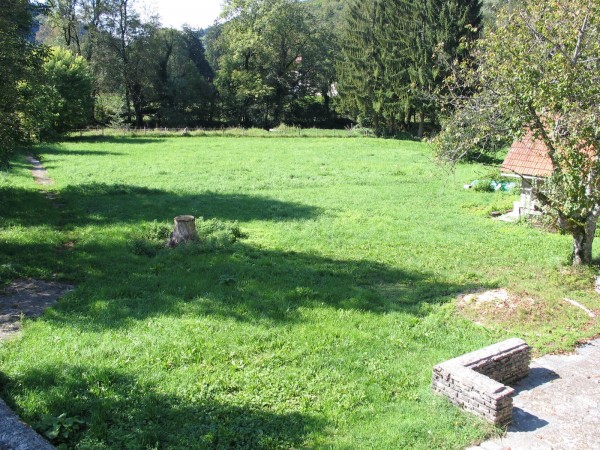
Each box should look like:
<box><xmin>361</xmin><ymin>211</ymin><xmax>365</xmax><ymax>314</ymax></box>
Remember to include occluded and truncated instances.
<box><xmin>501</xmin><ymin>133</ymin><xmax>553</xmax><ymax>217</ymax></box>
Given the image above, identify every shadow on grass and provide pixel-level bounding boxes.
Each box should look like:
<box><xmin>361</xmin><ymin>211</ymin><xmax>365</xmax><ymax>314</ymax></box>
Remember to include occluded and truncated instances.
<box><xmin>37</xmin><ymin>147</ymin><xmax>125</xmax><ymax>157</ymax></box>
<box><xmin>62</xmin><ymin>183</ymin><xmax>322</xmax><ymax>224</ymax></box>
<box><xmin>13</xmin><ymin>144</ymin><xmax>126</xmax><ymax>163</ymax></box>
<box><xmin>1</xmin><ymin>175</ymin><xmax>480</xmax><ymax>325</ymax></box>
<box><xmin>1</xmin><ymin>365</ymin><xmax>325</xmax><ymax>449</ymax></box>
<box><xmin>59</xmin><ymin>135</ymin><xmax>167</xmax><ymax>145</ymax></box>
<box><xmin>0</xmin><ymin>183</ymin><xmax>321</xmax><ymax>228</ymax></box>
<box><xmin>39</xmin><ymin>237</ymin><xmax>483</xmax><ymax>331</ymax></box>
<box><xmin>0</xmin><ymin>187</ymin><xmax>58</xmax><ymax>228</ymax></box>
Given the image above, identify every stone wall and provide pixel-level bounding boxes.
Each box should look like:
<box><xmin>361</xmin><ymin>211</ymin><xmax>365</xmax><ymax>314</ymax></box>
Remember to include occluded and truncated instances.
<box><xmin>432</xmin><ymin>338</ymin><xmax>531</xmax><ymax>426</ymax></box>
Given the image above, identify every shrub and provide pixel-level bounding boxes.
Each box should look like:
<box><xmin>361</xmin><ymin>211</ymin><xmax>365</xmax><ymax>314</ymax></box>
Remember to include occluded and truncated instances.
<box><xmin>472</xmin><ymin>180</ymin><xmax>495</xmax><ymax>192</ymax></box>
<box><xmin>43</xmin><ymin>47</ymin><xmax>94</xmax><ymax>133</ymax></box>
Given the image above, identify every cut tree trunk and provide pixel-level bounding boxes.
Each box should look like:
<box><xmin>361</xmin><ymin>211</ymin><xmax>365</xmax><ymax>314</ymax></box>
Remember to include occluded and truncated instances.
<box><xmin>169</xmin><ymin>215</ymin><xmax>197</xmax><ymax>247</ymax></box>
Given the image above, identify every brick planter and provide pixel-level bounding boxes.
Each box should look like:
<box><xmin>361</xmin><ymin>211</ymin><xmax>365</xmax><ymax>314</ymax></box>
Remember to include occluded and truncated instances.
<box><xmin>432</xmin><ymin>338</ymin><xmax>531</xmax><ymax>426</ymax></box>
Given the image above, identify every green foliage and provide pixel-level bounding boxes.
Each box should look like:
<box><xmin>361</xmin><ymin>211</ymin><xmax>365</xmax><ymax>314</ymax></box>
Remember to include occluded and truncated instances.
<box><xmin>336</xmin><ymin>0</ymin><xmax>482</xmax><ymax>136</ymax></box>
<box><xmin>335</xmin><ymin>0</ymin><xmax>389</xmax><ymax>133</ymax></box>
<box><xmin>481</xmin><ymin>0</ymin><xmax>516</xmax><ymax>24</ymax></box>
<box><xmin>436</xmin><ymin>0</ymin><xmax>600</xmax><ymax>264</ymax></box>
<box><xmin>0</xmin><ymin>0</ymin><xmax>48</xmax><ymax>166</ymax></box>
<box><xmin>42</xmin><ymin>0</ymin><xmax>218</xmax><ymax>128</ymax></box>
<box><xmin>471</xmin><ymin>180</ymin><xmax>495</xmax><ymax>192</ymax></box>
<box><xmin>43</xmin><ymin>47</ymin><xmax>94</xmax><ymax>134</ymax></box>
<box><xmin>211</xmin><ymin>0</ymin><xmax>336</xmax><ymax>128</ymax></box>
<box><xmin>34</xmin><ymin>0</ymin><xmax>506</xmax><ymax>132</ymax></box>
<box><xmin>131</xmin><ymin>218</ymin><xmax>244</xmax><ymax>257</ymax></box>
<box><xmin>94</xmin><ymin>93</ymin><xmax>126</xmax><ymax>126</ymax></box>
<box><xmin>151</xmin><ymin>28</ymin><xmax>216</xmax><ymax>127</ymax></box>
<box><xmin>130</xmin><ymin>221</ymin><xmax>172</xmax><ymax>257</ymax></box>
<box><xmin>37</xmin><ymin>413</ymin><xmax>86</xmax><ymax>446</ymax></box>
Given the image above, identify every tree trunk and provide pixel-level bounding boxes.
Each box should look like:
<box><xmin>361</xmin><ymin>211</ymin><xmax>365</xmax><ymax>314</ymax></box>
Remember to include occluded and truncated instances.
<box><xmin>373</xmin><ymin>114</ymin><xmax>381</xmax><ymax>136</ymax></box>
<box><xmin>571</xmin><ymin>216</ymin><xmax>598</xmax><ymax>265</ymax></box>
<box><xmin>125</xmin><ymin>87</ymin><xmax>132</xmax><ymax>124</ymax></box>
<box><xmin>418</xmin><ymin>110</ymin><xmax>425</xmax><ymax>139</ymax></box>
<box><xmin>387</xmin><ymin>116</ymin><xmax>396</xmax><ymax>136</ymax></box>
<box><xmin>322</xmin><ymin>87</ymin><xmax>330</xmax><ymax>117</ymax></box>
<box><xmin>169</xmin><ymin>215</ymin><xmax>197</xmax><ymax>247</ymax></box>
<box><xmin>273</xmin><ymin>85</ymin><xmax>285</xmax><ymax>126</ymax></box>
<box><xmin>134</xmin><ymin>100</ymin><xmax>144</xmax><ymax>128</ymax></box>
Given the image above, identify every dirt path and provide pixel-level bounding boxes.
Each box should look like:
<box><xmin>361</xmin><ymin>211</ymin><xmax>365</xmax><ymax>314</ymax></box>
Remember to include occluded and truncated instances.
<box><xmin>25</xmin><ymin>155</ymin><xmax>53</xmax><ymax>186</ymax></box>
<box><xmin>0</xmin><ymin>156</ymin><xmax>74</xmax><ymax>341</ymax></box>
<box><xmin>468</xmin><ymin>338</ymin><xmax>600</xmax><ymax>450</ymax></box>
<box><xmin>0</xmin><ymin>158</ymin><xmax>70</xmax><ymax>448</ymax></box>
<box><xmin>0</xmin><ymin>279</ymin><xmax>73</xmax><ymax>341</ymax></box>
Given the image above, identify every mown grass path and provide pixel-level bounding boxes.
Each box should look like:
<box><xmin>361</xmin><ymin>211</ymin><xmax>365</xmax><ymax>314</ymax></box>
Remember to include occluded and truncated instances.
<box><xmin>0</xmin><ymin>137</ymin><xmax>598</xmax><ymax>448</ymax></box>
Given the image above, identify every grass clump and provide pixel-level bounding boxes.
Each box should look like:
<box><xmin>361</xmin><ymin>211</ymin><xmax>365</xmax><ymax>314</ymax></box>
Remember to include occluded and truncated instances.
<box><xmin>131</xmin><ymin>218</ymin><xmax>245</xmax><ymax>257</ymax></box>
<box><xmin>130</xmin><ymin>220</ymin><xmax>172</xmax><ymax>257</ymax></box>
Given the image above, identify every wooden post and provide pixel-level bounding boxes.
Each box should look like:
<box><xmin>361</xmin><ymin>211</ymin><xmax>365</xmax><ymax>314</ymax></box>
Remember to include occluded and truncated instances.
<box><xmin>169</xmin><ymin>215</ymin><xmax>197</xmax><ymax>247</ymax></box>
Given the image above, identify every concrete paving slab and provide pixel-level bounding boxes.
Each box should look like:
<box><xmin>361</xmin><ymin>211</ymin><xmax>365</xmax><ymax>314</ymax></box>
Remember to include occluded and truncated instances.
<box><xmin>468</xmin><ymin>338</ymin><xmax>600</xmax><ymax>450</ymax></box>
<box><xmin>0</xmin><ymin>399</ymin><xmax>55</xmax><ymax>449</ymax></box>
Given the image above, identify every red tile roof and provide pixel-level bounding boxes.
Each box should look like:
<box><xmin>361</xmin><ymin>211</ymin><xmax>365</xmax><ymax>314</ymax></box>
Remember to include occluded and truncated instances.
<box><xmin>502</xmin><ymin>133</ymin><xmax>554</xmax><ymax>178</ymax></box>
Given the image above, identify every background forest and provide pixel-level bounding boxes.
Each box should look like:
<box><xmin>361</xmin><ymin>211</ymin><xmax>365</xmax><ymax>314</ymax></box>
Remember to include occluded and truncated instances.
<box><xmin>3</xmin><ymin>0</ymin><xmax>512</xmax><ymax>156</ymax></box>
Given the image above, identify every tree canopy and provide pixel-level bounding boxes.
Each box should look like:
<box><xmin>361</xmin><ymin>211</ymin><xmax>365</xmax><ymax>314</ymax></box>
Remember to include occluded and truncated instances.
<box><xmin>336</xmin><ymin>0</ymin><xmax>482</xmax><ymax>136</ymax></box>
<box><xmin>435</xmin><ymin>0</ymin><xmax>600</xmax><ymax>265</ymax></box>
<box><xmin>209</xmin><ymin>0</ymin><xmax>336</xmax><ymax>128</ymax></box>
<box><xmin>4</xmin><ymin>0</ymin><xmax>591</xmax><ymax>154</ymax></box>
<box><xmin>0</xmin><ymin>0</ymin><xmax>47</xmax><ymax>166</ymax></box>
<box><xmin>43</xmin><ymin>46</ymin><xmax>94</xmax><ymax>133</ymax></box>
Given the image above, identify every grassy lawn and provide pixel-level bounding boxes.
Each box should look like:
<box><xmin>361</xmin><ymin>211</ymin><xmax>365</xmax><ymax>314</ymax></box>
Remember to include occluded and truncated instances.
<box><xmin>0</xmin><ymin>136</ymin><xmax>598</xmax><ymax>449</ymax></box>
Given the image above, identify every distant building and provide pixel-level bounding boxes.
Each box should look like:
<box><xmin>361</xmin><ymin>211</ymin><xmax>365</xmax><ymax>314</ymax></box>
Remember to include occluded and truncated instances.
<box><xmin>501</xmin><ymin>132</ymin><xmax>553</xmax><ymax>217</ymax></box>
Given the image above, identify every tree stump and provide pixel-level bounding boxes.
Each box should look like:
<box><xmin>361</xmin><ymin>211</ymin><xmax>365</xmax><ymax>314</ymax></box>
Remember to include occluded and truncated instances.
<box><xmin>169</xmin><ymin>215</ymin><xmax>197</xmax><ymax>247</ymax></box>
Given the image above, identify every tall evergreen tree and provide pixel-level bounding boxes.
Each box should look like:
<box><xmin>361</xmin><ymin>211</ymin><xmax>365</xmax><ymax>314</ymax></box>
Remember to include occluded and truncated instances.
<box><xmin>398</xmin><ymin>0</ymin><xmax>482</xmax><ymax>137</ymax></box>
<box><xmin>336</xmin><ymin>0</ymin><xmax>391</xmax><ymax>134</ymax></box>
<box><xmin>337</xmin><ymin>0</ymin><xmax>482</xmax><ymax>137</ymax></box>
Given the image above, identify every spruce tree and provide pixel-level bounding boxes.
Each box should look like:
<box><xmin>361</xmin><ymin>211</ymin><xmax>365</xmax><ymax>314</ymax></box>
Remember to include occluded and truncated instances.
<box><xmin>393</xmin><ymin>0</ymin><xmax>482</xmax><ymax>137</ymax></box>
<box><xmin>336</xmin><ymin>0</ymin><xmax>389</xmax><ymax>135</ymax></box>
<box><xmin>337</xmin><ymin>0</ymin><xmax>482</xmax><ymax>137</ymax></box>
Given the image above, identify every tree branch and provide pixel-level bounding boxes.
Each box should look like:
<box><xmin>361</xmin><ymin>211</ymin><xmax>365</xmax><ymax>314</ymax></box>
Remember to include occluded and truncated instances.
<box><xmin>572</xmin><ymin>1</ymin><xmax>591</xmax><ymax>66</ymax></box>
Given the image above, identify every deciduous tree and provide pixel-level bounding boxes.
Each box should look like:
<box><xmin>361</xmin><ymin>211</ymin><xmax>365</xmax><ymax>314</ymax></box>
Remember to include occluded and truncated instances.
<box><xmin>0</xmin><ymin>0</ymin><xmax>47</xmax><ymax>166</ymax></box>
<box><xmin>436</xmin><ymin>0</ymin><xmax>600</xmax><ymax>265</ymax></box>
<box><xmin>43</xmin><ymin>47</ymin><xmax>94</xmax><ymax>133</ymax></box>
<box><xmin>213</xmin><ymin>0</ymin><xmax>329</xmax><ymax>127</ymax></box>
